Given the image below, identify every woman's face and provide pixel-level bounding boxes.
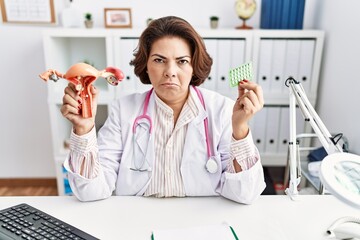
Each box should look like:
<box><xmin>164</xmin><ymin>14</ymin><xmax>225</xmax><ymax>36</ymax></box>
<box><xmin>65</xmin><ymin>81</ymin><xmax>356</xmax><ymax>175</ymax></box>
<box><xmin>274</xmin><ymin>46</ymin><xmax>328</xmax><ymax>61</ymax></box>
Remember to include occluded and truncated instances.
<box><xmin>147</xmin><ymin>36</ymin><xmax>193</xmax><ymax>104</ymax></box>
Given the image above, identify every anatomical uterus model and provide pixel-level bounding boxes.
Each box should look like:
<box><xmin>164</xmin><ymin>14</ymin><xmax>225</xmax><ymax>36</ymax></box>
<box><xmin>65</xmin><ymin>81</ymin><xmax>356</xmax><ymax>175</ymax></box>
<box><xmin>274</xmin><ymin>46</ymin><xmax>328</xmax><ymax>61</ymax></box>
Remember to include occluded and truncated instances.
<box><xmin>39</xmin><ymin>63</ymin><xmax>124</xmax><ymax>118</ymax></box>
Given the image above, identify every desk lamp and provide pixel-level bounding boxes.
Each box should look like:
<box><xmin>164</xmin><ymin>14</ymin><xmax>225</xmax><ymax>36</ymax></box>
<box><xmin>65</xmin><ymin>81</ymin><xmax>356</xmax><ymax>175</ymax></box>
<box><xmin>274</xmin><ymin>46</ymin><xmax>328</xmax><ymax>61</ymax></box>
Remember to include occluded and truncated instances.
<box><xmin>285</xmin><ymin>77</ymin><xmax>360</xmax><ymax>238</ymax></box>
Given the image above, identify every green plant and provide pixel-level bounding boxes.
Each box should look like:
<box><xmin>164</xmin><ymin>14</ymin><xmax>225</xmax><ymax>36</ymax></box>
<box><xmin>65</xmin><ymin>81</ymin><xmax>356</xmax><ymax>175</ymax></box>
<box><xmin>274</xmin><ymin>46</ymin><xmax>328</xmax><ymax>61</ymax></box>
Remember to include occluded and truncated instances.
<box><xmin>210</xmin><ymin>16</ymin><xmax>219</xmax><ymax>21</ymax></box>
<box><xmin>84</xmin><ymin>13</ymin><xmax>92</xmax><ymax>21</ymax></box>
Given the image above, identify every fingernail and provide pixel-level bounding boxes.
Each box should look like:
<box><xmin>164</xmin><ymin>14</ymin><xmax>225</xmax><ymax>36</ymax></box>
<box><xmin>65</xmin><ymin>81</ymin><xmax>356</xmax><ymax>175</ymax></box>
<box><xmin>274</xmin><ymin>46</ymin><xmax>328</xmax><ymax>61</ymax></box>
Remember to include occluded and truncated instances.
<box><xmin>243</xmin><ymin>79</ymin><xmax>249</xmax><ymax>83</ymax></box>
<box><xmin>78</xmin><ymin>99</ymin><xmax>82</xmax><ymax>104</ymax></box>
<box><xmin>78</xmin><ymin>105</ymin><xmax>82</xmax><ymax>110</ymax></box>
<box><xmin>239</xmin><ymin>81</ymin><xmax>244</xmax><ymax>84</ymax></box>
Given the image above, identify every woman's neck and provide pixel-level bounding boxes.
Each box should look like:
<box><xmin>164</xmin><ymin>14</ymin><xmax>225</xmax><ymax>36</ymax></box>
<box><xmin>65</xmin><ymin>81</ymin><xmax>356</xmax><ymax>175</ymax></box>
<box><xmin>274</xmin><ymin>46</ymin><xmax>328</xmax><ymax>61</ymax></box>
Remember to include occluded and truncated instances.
<box><xmin>158</xmin><ymin>90</ymin><xmax>189</xmax><ymax>124</ymax></box>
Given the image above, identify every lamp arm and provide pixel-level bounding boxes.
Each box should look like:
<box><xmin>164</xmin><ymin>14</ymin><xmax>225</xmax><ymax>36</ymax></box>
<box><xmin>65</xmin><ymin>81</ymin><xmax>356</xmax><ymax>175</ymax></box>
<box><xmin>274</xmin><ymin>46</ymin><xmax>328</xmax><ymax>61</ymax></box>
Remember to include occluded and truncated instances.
<box><xmin>285</xmin><ymin>77</ymin><xmax>343</xmax><ymax>199</ymax></box>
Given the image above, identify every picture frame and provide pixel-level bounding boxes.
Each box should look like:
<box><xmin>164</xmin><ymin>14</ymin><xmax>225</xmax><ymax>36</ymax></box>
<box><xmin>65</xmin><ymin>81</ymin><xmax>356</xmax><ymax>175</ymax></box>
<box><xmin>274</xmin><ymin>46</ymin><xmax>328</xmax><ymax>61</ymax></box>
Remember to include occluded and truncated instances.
<box><xmin>104</xmin><ymin>8</ymin><xmax>132</xmax><ymax>28</ymax></box>
<box><xmin>0</xmin><ymin>0</ymin><xmax>55</xmax><ymax>24</ymax></box>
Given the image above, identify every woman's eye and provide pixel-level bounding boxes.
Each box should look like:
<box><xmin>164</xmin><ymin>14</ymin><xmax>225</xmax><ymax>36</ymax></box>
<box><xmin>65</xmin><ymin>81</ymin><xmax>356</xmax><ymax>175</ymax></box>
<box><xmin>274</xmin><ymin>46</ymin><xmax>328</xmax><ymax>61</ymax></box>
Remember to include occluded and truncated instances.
<box><xmin>178</xmin><ymin>59</ymin><xmax>189</xmax><ymax>65</ymax></box>
<box><xmin>154</xmin><ymin>58</ymin><xmax>165</xmax><ymax>63</ymax></box>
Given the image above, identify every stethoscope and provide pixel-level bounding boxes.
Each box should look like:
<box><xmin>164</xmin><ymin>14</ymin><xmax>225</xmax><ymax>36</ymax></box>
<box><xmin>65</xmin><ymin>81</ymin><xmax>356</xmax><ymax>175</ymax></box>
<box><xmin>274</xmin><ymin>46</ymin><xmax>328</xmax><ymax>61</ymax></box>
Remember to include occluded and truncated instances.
<box><xmin>131</xmin><ymin>86</ymin><xmax>218</xmax><ymax>173</ymax></box>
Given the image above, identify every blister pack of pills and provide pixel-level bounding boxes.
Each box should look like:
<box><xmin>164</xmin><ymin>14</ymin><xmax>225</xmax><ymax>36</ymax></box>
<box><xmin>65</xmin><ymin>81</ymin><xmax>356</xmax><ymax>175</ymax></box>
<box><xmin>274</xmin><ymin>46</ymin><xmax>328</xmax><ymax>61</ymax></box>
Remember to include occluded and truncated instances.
<box><xmin>229</xmin><ymin>62</ymin><xmax>253</xmax><ymax>87</ymax></box>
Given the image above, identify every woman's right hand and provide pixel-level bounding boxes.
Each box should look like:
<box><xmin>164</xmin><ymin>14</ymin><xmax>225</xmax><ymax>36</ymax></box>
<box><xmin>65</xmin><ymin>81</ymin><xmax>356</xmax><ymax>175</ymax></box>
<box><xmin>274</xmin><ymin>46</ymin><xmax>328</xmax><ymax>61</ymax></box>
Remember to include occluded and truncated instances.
<box><xmin>60</xmin><ymin>83</ymin><xmax>98</xmax><ymax>135</ymax></box>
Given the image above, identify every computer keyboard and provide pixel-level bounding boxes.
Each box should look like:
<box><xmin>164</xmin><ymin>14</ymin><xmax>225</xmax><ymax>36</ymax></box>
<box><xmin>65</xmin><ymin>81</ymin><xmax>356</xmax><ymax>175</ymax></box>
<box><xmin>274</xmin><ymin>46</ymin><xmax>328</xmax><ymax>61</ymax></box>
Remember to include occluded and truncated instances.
<box><xmin>0</xmin><ymin>203</ymin><xmax>99</xmax><ymax>240</ymax></box>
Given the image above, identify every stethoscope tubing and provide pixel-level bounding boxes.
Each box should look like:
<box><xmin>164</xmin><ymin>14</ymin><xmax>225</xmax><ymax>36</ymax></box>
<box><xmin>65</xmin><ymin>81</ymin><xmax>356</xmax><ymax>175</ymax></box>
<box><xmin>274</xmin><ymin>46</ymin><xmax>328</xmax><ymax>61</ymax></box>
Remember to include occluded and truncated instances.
<box><xmin>131</xmin><ymin>86</ymin><xmax>216</xmax><ymax>173</ymax></box>
<box><xmin>132</xmin><ymin>88</ymin><xmax>154</xmax><ymax>134</ymax></box>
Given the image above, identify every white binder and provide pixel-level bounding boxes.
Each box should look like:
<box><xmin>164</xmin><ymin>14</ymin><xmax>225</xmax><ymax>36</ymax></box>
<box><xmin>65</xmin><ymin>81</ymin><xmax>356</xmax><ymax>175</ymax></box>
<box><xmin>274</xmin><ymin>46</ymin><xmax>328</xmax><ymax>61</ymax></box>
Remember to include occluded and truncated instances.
<box><xmin>277</xmin><ymin>106</ymin><xmax>307</xmax><ymax>154</ymax></box>
<box><xmin>118</xmin><ymin>38</ymin><xmax>137</xmax><ymax>95</ymax></box>
<box><xmin>229</xmin><ymin>39</ymin><xmax>246</xmax><ymax>99</ymax></box>
<box><xmin>282</xmin><ymin>40</ymin><xmax>301</xmax><ymax>94</ymax></box>
<box><xmin>217</xmin><ymin>40</ymin><xmax>232</xmax><ymax>96</ymax></box>
<box><xmin>203</xmin><ymin>39</ymin><xmax>218</xmax><ymax>91</ymax></box>
<box><xmin>264</xmin><ymin>107</ymin><xmax>281</xmax><ymax>153</ymax></box>
<box><xmin>278</xmin><ymin>106</ymin><xmax>290</xmax><ymax>153</ymax></box>
<box><xmin>257</xmin><ymin>39</ymin><xmax>273</xmax><ymax>94</ymax></box>
<box><xmin>298</xmin><ymin>40</ymin><xmax>315</xmax><ymax>93</ymax></box>
<box><xmin>270</xmin><ymin>40</ymin><xmax>287</xmax><ymax>94</ymax></box>
<box><xmin>251</xmin><ymin>106</ymin><xmax>268</xmax><ymax>153</ymax></box>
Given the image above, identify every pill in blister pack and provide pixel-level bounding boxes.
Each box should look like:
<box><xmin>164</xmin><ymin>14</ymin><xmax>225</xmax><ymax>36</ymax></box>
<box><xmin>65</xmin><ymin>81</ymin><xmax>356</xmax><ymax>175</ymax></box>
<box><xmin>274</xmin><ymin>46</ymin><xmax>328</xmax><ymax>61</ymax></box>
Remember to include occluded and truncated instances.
<box><xmin>229</xmin><ymin>62</ymin><xmax>253</xmax><ymax>87</ymax></box>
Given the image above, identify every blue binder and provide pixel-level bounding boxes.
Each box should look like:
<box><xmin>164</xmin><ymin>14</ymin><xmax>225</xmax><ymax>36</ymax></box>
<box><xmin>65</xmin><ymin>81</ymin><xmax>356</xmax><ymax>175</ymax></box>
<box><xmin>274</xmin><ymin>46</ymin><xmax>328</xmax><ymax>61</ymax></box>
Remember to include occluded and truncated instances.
<box><xmin>280</xmin><ymin>0</ymin><xmax>290</xmax><ymax>29</ymax></box>
<box><xmin>288</xmin><ymin>0</ymin><xmax>299</xmax><ymax>29</ymax></box>
<box><xmin>260</xmin><ymin>0</ymin><xmax>272</xmax><ymax>29</ymax></box>
<box><xmin>296</xmin><ymin>0</ymin><xmax>306</xmax><ymax>29</ymax></box>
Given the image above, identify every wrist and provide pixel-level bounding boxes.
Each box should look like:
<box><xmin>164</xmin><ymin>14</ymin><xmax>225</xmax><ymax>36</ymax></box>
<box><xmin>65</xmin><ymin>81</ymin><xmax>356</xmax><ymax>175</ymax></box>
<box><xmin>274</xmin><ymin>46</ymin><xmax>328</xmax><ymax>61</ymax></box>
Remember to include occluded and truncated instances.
<box><xmin>74</xmin><ymin>124</ymin><xmax>94</xmax><ymax>136</ymax></box>
<box><xmin>232</xmin><ymin>124</ymin><xmax>249</xmax><ymax>140</ymax></box>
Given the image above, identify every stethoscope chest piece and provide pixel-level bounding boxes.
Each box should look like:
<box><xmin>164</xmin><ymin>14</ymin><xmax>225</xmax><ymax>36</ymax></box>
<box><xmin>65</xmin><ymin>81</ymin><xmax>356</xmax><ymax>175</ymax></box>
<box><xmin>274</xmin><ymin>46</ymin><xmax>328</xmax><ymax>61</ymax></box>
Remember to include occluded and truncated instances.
<box><xmin>206</xmin><ymin>157</ymin><xmax>218</xmax><ymax>174</ymax></box>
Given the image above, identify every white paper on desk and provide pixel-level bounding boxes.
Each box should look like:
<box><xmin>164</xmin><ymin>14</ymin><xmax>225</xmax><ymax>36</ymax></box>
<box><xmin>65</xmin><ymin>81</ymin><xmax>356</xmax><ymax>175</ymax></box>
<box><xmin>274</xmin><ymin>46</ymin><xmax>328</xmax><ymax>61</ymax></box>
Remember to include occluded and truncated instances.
<box><xmin>152</xmin><ymin>222</ymin><xmax>237</xmax><ymax>240</ymax></box>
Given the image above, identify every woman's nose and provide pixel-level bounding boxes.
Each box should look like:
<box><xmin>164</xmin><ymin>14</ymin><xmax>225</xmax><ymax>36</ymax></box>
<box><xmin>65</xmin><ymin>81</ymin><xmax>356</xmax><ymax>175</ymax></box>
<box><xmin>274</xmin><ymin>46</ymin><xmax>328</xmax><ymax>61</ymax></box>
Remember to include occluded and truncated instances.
<box><xmin>163</xmin><ymin>63</ymin><xmax>176</xmax><ymax>78</ymax></box>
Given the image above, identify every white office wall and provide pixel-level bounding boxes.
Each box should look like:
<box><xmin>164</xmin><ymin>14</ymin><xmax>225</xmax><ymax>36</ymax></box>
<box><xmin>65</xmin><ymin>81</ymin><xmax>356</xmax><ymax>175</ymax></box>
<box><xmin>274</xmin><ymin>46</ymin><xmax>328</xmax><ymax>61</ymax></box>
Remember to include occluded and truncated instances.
<box><xmin>0</xmin><ymin>0</ymin><xmax>358</xmax><ymax>178</ymax></box>
<box><xmin>0</xmin><ymin>26</ymin><xmax>53</xmax><ymax>177</ymax></box>
<box><xmin>314</xmin><ymin>0</ymin><xmax>360</xmax><ymax>154</ymax></box>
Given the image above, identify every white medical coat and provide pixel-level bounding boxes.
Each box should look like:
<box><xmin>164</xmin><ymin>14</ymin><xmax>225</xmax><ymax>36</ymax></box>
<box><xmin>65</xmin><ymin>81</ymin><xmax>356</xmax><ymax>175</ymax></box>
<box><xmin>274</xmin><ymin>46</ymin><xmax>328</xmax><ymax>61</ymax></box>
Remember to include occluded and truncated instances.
<box><xmin>65</xmin><ymin>87</ymin><xmax>266</xmax><ymax>204</ymax></box>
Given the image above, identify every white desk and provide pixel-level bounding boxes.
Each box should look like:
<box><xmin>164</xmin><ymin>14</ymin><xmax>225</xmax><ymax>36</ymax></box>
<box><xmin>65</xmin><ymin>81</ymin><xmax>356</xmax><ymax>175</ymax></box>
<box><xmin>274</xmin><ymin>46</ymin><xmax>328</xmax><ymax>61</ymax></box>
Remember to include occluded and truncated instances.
<box><xmin>0</xmin><ymin>195</ymin><xmax>358</xmax><ymax>240</ymax></box>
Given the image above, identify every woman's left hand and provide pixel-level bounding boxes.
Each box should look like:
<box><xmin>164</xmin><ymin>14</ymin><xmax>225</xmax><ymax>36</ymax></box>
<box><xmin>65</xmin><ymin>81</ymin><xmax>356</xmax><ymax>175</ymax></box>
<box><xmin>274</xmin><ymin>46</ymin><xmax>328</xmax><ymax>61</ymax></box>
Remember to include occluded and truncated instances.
<box><xmin>232</xmin><ymin>80</ymin><xmax>264</xmax><ymax>140</ymax></box>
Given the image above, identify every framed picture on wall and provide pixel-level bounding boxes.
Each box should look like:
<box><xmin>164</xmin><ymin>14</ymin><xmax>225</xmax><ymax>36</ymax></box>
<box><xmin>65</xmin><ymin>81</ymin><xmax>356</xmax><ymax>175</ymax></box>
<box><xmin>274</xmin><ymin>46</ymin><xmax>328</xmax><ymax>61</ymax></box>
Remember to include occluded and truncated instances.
<box><xmin>104</xmin><ymin>8</ymin><xmax>132</xmax><ymax>28</ymax></box>
<box><xmin>0</xmin><ymin>0</ymin><xmax>55</xmax><ymax>24</ymax></box>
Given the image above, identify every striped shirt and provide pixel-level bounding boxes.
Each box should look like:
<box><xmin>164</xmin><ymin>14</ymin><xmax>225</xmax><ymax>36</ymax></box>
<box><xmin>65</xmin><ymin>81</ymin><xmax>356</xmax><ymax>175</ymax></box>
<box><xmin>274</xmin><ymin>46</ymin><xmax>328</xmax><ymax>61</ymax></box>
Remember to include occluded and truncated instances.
<box><xmin>68</xmin><ymin>91</ymin><xmax>259</xmax><ymax>197</ymax></box>
<box><xmin>143</xmin><ymin>92</ymin><xmax>198</xmax><ymax>197</ymax></box>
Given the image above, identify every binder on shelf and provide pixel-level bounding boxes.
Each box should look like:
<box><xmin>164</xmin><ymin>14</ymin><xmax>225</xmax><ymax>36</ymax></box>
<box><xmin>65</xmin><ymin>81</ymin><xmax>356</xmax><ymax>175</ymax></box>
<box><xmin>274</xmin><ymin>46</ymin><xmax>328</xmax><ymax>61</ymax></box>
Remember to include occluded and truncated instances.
<box><xmin>270</xmin><ymin>39</ymin><xmax>287</xmax><ymax>94</ymax></box>
<box><xmin>278</xmin><ymin>106</ymin><xmax>290</xmax><ymax>153</ymax></box>
<box><xmin>261</xmin><ymin>0</ymin><xmax>305</xmax><ymax>29</ymax></box>
<box><xmin>277</xmin><ymin>105</ymin><xmax>308</xmax><ymax>154</ymax></box>
<box><xmin>269</xmin><ymin>0</ymin><xmax>279</xmax><ymax>28</ymax></box>
<box><xmin>203</xmin><ymin>39</ymin><xmax>218</xmax><ymax>91</ymax></box>
<box><xmin>288</xmin><ymin>0</ymin><xmax>305</xmax><ymax>29</ymax></box>
<box><xmin>216</xmin><ymin>40</ymin><xmax>232</xmax><ymax>96</ymax></box>
<box><xmin>296</xmin><ymin>0</ymin><xmax>306</xmax><ymax>29</ymax></box>
<box><xmin>298</xmin><ymin>40</ymin><xmax>315</xmax><ymax>94</ymax></box>
<box><xmin>252</xmin><ymin>107</ymin><xmax>268</xmax><ymax>153</ymax></box>
<box><xmin>229</xmin><ymin>39</ymin><xmax>246</xmax><ymax>99</ymax></box>
<box><xmin>118</xmin><ymin>38</ymin><xmax>137</xmax><ymax>95</ymax></box>
<box><xmin>260</xmin><ymin>0</ymin><xmax>272</xmax><ymax>29</ymax></box>
<box><xmin>280</xmin><ymin>0</ymin><xmax>291</xmax><ymax>29</ymax></box>
<box><xmin>257</xmin><ymin>39</ymin><xmax>273</xmax><ymax>93</ymax></box>
<box><xmin>282</xmin><ymin>40</ymin><xmax>301</xmax><ymax>94</ymax></box>
<box><xmin>264</xmin><ymin>107</ymin><xmax>281</xmax><ymax>153</ymax></box>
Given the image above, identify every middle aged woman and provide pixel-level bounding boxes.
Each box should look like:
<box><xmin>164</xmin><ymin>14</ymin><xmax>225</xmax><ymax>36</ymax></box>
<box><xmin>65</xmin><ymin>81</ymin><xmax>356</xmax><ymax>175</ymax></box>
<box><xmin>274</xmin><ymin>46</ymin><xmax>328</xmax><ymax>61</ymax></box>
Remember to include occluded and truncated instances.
<box><xmin>61</xmin><ymin>16</ymin><xmax>266</xmax><ymax>204</ymax></box>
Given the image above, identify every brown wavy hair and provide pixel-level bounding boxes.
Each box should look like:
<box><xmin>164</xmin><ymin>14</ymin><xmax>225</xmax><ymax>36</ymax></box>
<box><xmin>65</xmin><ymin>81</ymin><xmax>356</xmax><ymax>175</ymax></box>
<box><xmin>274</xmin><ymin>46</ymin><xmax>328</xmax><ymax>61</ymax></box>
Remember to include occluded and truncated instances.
<box><xmin>130</xmin><ymin>16</ymin><xmax>213</xmax><ymax>86</ymax></box>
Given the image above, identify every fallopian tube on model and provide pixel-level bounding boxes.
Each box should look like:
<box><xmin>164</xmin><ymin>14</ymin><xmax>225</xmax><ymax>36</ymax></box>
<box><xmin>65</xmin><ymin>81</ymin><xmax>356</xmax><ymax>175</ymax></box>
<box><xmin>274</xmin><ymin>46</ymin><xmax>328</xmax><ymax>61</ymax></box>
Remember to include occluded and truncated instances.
<box><xmin>39</xmin><ymin>63</ymin><xmax>124</xmax><ymax>118</ymax></box>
